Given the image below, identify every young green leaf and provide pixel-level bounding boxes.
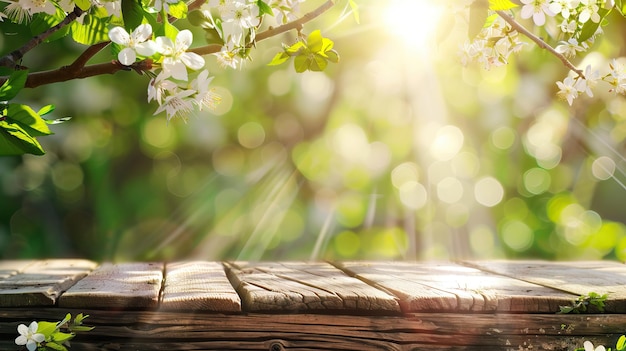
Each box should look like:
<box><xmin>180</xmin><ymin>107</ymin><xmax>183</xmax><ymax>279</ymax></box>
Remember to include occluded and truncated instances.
<box><xmin>7</xmin><ymin>104</ymin><xmax>52</xmax><ymax>136</ymax></box>
<box><xmin>488</xmin><ymin>0</ymin><xmax>518</xmax><ymax>10</ymax></box>
<box><xmin>121</xmin><ymin>0</ymin><xmax>145</xmax><ymax>31</ymax></box>
<box><xmin>257</xmin><ymin>0</ymin><xmax>273</xmax><ymax>16</ymax></box>
<box><xmin>71</xmin><ymin>14</ymin><xmax>110</xmax><ymax>45</ymax></box>
<box><xmin>74</xmin><ymin>0</ymin><xmax>91</xmax><ymax>11</ymax></box>
<box><xmin>617</xmin><ymin>335</ymin><xmax>626</xmax><ymax>350</ymax></box>
<box><xmin>44</xmin><ymin>117</ymin><xmax>72</xmax><ymax>125</ymax></box>
<box><xmin>0</xmin><ymin>70</ymin><xmax>28</xmax><ymax>101</ymax></box>
<box><xmin>37</xmin><ymin>104</ymin><xmax>55</xmax><ymax>116</ymax></box>
<box><xmin>168</xmin><ymin>1</ymin><xmax>188</xmax><ymax>19</ymax></box>
<box><xmin>43</xmin><ymin>341</ymin><xmax>69</xmax><ymax>351</ymax></box>
<box><xmin>578</xmin><ymin>8</ymin><xmax>611</xmax><ymax>42</ymax></box>
<box><xmin>0</xmin><ymin>124</ymin><xmax>44</xmax><ymax>155</ymax></box>
<box><xmin>268</xmin><ymin>51</ymin><xmax>290</xmax><ymax>66</ymax></box>
<box><xmin>30</xmin><ymin>8</ymin><xmax>71</xmax><ymax>42</ymax></box>
<box><xmin>307</xmin><ymin>30</ymin><xmax>324</xmax><ymax>53</ymax></box>
<box><xmin>36</xmin><ymin>320</ymin><xmax>59</xmax><ymax>336</ymax></box>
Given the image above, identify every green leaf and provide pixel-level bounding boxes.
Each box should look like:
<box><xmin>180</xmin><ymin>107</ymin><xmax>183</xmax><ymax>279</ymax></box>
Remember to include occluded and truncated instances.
<box><xmin>617</xmin><ymin>335</ymin><xmax>626</xmax><ymax>350</ymax></box>
<box><xmin>257</xmin><ymin>0</ymin><xmax>273</xmax><ymax>16</ymax></box>
<box><xmin>51</xmin><ymin>331</ymin><xmax>75</xmax><ymax>343</ymax></box>
<box><xmin>0</xmin><ymin>70</ymin><xmax>28</xmax><ymax>101</ymax></box>
<box><xmin>310</xmin><ymin>54</ymin><xmax>328</xmax><ymax>71</ymax></box>
<box><xmin>30</xmin><ymin>7</ymin><xmax>70</xmax><ymax>42</ymax></box>
<box><xmin>44</xmin><ymin>341</ymin><xmax>69</xmax><ymax>351</ymax></box>
<box><xmin>37</xmin><ymin>104</ymin><xmax>55</xmax><ymax>116</ymax></box>
<box><xmin>0</xmin><ymin>123</ymin><xmax>42</xmax><ymax>155</ymax></box>
<box><xmin>578</xmin><ymin>8</ymin><xmax>611</xmax><ymax>42</ymax></box>
<box><xmin>58</xmin><ymin>313</ymin><xmax>72</xmax><ymax>328</ymax></box>
<box><xmin>121</xmin><ymin>0</ymin><xmax>145</xmax><ymax>31</ymax></box>
<box><xmin>71</xmin><ymin>14</ymin><xmax>110</xmax><ymax>45</ymax></box>
<box><xmin>488</xmin><ymin>0</ymin><xmax>518</xmax><ymax>10</ymax></box>
<box><xmin>168</xmin><ymin>1</ymin><xmax>188</xmax><ymax>19</ymax></box>
<box><xmin>294</xmin><ymin>55</ymin><xmax>310</xmax><ymax>73</ymax></box>
<box><xmin>469</xmin><ymin>0</ymin><xmax>489</xmax><ymax>39</ymax></box>
<box><xmin>307</xmin><ymin>30</ymin><xmax>324</xmax><ymax>53</ymax></box>
<box><xmin>285</xmin><ymin>41</ymin><xmax>306</xmax><ymax>55</ymax></box>
<box><xmin>74</xmin><ymin>0</ymin><xmax>91</xmax><ymax>11</ymax></box>
<box><xmin>44</xmin><ymin>116</ymin><xmax>71</xmax><ymax>125</ymax></box>
<box><xmin>37</xmin><ymin>321</ymin><xmax>59</xmax><ymax>336</ymax></box>
<box><xmin>325</xmin><ymin>50</ymin><xmax>339</xmax><ymax>63</ymax></box>
<box><xmin>163</xmin><ymin>21</ymin><xmax>179</xmax><ymax>40</ymax></box>
<box><xmin>268</xmin><ymin>51</ymin><xmax>289</xmax><ymax>66</ymax></box>
<box><xmin>7</xmin><ymin>104</ymin><xmax>52</xmax><ymax>136</ymax></box>
<box><xmin>348</xmin><ymin>0</ymin><xmax>359</xmax><ymax>24</ymax></box>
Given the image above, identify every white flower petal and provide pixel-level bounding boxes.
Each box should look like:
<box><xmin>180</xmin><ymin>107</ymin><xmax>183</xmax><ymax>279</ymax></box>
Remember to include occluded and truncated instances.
<box><xmin>164</xmin><ymin>61</ymin><xmax>189</xmax><ymax>81</ymax></box>
<box><xmin>132</xmin><ymin>23</ymin><xmax>152</xmax><ymax>42</ymax></box>
<box><xmin>176</xmin><ymin>30</ymin><xmax>194</xmax><ymax>50</ymax></box>
<box><xmin>15</xmin><ymin>335</ymin><xmax>27</xmax><ymax>345</ymax></box>
<box><xmin>118</xmin><ymin>47</ymin><xmax>137</xmax><ymax>65</ymax></box>
<box><xmin>109</xmin><ymin>26</ymin><xmax>130</xmax><ymax>45</ymax></box>
<box><xmin>135</xmin><ymin>40</ymin><xmax>158</xmax><ymax>57</ymax></box>
<box><xmin>32</xmin><ymin>333</ymin><xmax>45</xmax><ymax>343</ymax></box>
<box><xmin>156</xmin><ymin>36</ymin><xmax>175</xmax><ymax>55</ymax></box>
<box><xmin>181</xmin><ymin>52</ymin><xmax>205</xmax><ymax>71</ymax></box>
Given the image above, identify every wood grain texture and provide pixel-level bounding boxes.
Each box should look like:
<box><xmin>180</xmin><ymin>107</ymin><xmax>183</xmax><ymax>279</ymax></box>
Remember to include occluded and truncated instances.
<box><xmin>58</xmin><ymin>262</ymin><xmax>163</xmax><ymax>309</ymax></box>
<box><xmin>463</xmin><ymin>260</ymin><xmax>626</xmax><ymax>312</ymax></box>
<box><xmin>160</xmin><ymin>261</ymin><xmax>241</xmax><ymax>312</ymax></box>
<box><xmin>0</xmin><ymin>308</ymin><xmax>622</xmax><ymax>350</ymax></box>
<box><xmin>338</xmin><ymin>261</ymin><xmax>578</xmax><ymax>313</ymax></box>
<box><xmin>0</xmin><ymin>259</ymin><xmax>96</xmax><ymax>307</ymax></box>
<box><xmin>225</xmin><ymin>261</ymin><xmax>400</xmax><ymax>312</ymax></box>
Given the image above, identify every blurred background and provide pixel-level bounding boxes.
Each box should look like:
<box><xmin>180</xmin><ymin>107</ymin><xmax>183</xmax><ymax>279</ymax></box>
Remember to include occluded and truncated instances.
<box><xmin>2</xmin><ymin>0</ymin><xmax>626</xmax><ymax>262</ymax></box>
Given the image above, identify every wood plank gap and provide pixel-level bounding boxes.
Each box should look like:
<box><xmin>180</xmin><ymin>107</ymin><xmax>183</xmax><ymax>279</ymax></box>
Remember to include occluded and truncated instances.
<box><xmin>157</xmin><ymin>262</ymin><xmax>167</xmax><ymax>306</ymax></box>
<box><xmin>457</xmin><ymin>261</ymin><xmax>587</xmax><ymax>298</ymax></box>
<box><xmin>328</xmin><ymin>261</ymin><xmax>412</xmax><ymax>304</ymax></box>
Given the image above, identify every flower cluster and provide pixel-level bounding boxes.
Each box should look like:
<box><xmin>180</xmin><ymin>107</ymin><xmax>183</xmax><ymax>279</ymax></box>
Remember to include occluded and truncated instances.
<box><xmin>109</xmin><ymin>24</ymin><xmax>219</xmax><ymax>121</ymax></box>
<box><xmin>0</xmin><ymin>0</ymin><xmax>306</xmax><ymax>122</ymax></box>
<box><xmin>200</xmin><ymin>0</ymin><xmax>262</xmax><ymax>69</ymax></box>
<box><xmin>460</xmin><ymin>16</ymin><xmax>525</xmax><ymax>70</ymax></box>
<box><xmin>463</xmin><ymin>0</ymin><xmax>626</xmax><ymax>106</ymax></box>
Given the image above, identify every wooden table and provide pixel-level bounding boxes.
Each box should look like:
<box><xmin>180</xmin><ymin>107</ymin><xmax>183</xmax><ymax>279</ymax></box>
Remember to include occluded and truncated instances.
<box><xmin>1</xmin><ymin>260</ymin><xmax>625</xmax><ymax>350</ymax></box>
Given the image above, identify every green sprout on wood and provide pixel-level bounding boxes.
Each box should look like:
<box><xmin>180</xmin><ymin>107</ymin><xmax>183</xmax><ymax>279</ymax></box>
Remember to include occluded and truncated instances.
<box><xmin>15</xmin><ymin>313</ymin><xmax>93</xmax><ymax>351</ymax></box>
<box><xmin>559</xmin><ymin>292</ymin><xmax>608</xmax><ymax>314</ymax></box>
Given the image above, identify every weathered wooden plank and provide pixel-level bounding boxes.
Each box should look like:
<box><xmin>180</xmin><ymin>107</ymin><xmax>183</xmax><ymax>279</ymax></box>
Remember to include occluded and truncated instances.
<box><xmin>0</xmin><ymin>259</ymin><xmax>97</xmax><ymax>307</ymax></box>
<box><xmin>338</xmin><ymin>261</ymin><xmax>577</xmax><ymax>313</ymax></box>
<box><xmin>58</xmin><ymin>262</ymin><xmax>163</xmax><ymax>309</ymax></box>
<box><xmin>225</xmin><ymin>261</ymin><xmax>400</xmax><ymax>313</ymax></box>
<box><xmin>0</xmin><ymin>260</ymin><xmax>34</xmax><ymax>279</ymax></box>
<box><xmin>160</xmin><ymin>261</ymin><xmax>241</xmax><ymax>312</ymax></box>
<box><xmin>0</xmin><ymin>308</ymin><xmax>622</xmax><ymax>350</ymax></box>
<box><xmin>463</xmin><ymin>260</ymin><xmax>626</xmax><ymax>312</ymax></box>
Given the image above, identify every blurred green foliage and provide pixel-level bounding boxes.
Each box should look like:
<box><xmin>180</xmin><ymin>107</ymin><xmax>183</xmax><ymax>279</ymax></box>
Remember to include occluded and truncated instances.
<box><xmin>2</xmin><ymin>1</ymin><xmax>626</xmax><ymax>262</ymax></box>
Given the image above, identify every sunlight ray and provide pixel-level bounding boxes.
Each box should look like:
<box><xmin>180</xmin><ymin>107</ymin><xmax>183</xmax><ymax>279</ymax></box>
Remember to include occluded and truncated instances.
<box><xmin>309</xmin><ymin>206</ymin><xmax>336</xmax><ymax>260</ymax></box>
<box><xmin>236</xmin><ymin>170</ymin><xmax>302</xmax><ymax>260</ymax></box>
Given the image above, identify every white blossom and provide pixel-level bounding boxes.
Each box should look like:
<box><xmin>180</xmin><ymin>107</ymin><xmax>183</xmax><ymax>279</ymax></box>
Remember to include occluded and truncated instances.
<box><xmin>156</xmin><ymin>29</ymin><xmax>205</xmax><ymax>81</ymax></box>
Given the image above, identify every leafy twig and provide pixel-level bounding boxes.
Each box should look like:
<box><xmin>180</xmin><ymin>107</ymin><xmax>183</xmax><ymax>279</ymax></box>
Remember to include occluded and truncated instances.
<box><xmin>190</xmin><ymin>0</ymin><xmax>335</xmax><ymax>56</ymax></box>
<box><xmin>495</xmin><ymin>10</ymin><xmax>585</xmax><ymax>79</ymax></box>
<box><xmin>5</xmin><ymin>0</ymin><xmax>336</xmax><ymax>88</ymax></box>
<box><xmin>0</xmin><ymin>6</ymin><xmax>85</xmax><ymax>69</ymax></box>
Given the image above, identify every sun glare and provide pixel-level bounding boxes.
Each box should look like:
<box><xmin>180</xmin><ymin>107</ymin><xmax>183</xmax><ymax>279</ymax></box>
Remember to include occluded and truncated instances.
<box><xmin>383</xmin><ymin>0</ymin><xmax>443</xmax><ymax>55</ymax></box>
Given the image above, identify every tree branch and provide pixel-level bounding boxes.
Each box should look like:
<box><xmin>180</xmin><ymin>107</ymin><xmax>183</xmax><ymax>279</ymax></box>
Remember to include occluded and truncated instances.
<box><xmin>189</xmin><ymin>0</ymin><xmax>335</xmax><ymax>56</ymax></box>
<box><xmin>496</xmin><ymin>10</ymin><xmax>585</xmax><ymax>79</ymax></box>
<box><xmin>0</xmin><ymin>6</ymin><xmax>85</xmax><ymax>69</ymax></box>
<box><xmin>8</xmin><ymin>0</ymin><xmax>336</xmax><ymax>88</ymax></box>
